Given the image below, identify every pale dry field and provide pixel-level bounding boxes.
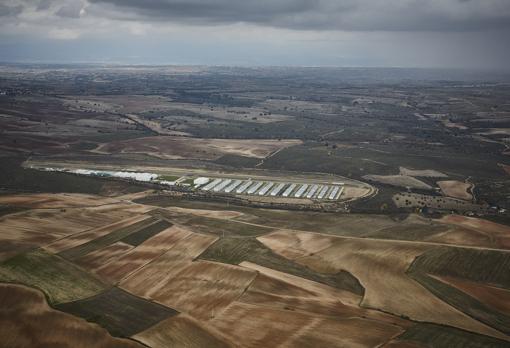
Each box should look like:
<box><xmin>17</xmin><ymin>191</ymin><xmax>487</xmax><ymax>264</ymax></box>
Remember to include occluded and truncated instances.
<box><xmin>399</xmin><ymin>167</ymin><xmax>448</xmax><ymax>178</ymax></box>
<box><xmin>120</xmin><ymin>230</ymin><xmax>257</xmax><ymax>320</ymax></box>
<box><xmin>94</xmin><ymin>225</ymin><xmax>193</xmax><ymax>283</ymax></box>
<box><xmin>0</xmin><ymin>193</ymin><xmax>153</xmax><ymax>260</ymax></box>
<box><xmin>341</xmin><ymin>185</ymin><xmax>373</xmax><ymax>201</ymax></box>
<box><xmin>120</xmin><ymin>232</ymin><xmax>217</xmax><ymax>298</ymax></box>
<box><xmin>438</xmin><ymin>214</ymin><xmax>510</xmax><ymax>249</ymax></box>
<box><xmin>76</xmin><ymin>241</ymin><xmax>134</xmax><ymax>270</ymax></box>
<box><xmin>94</xmin><ymin>135</ymin><xmax>302</xmax><ymax>160</ymax></box>
<box><xmin>133</xmin><ymin>314</ymin><xmax>235</xmax><ymax>348</ymax></box>
<box><xmin>239</xmin><ymin>262</ymin><xmax>411</xmax><ymax>328</ymax></box>
<box><xmin>0</xmin><ymin>283</ymin><xmax>142</xmax><ymax>348</ymax></box>
<box><xmin>0</xmin><ymin>207</ymin><xmax>136</xmax><ymax>261</ymax></box>
<box><xmin>424</xmin><ymin>224</ymin><xmax>500</xmax><ymax>249</ymax></box>
<box><xmin>209</xmin><ymin>301</ymin><xmax>404</xmax><ymax>348</ymax></box>
<box><xmin>437</xmin><ymin>180</ymin><xmax>473</xmax><ymax>200</ymax></box>
<box><xmin>258</xmin><ymin>230</ymin><xmax>508</xmax><ymax>340</ymax></box>
<box><xmin>147</xmin><ymin>260</ymin><xmax>257</xmax><ymax>320</ymax></box>
<box><xmin>0</xmin><ymin>193</ymin><xmax>119</xmax><ymax>208</ymax></box>
<box><xmin>258</xmin><ymin>230</ymin><xmax>336</xmax><ymax>260</ymax></box>
<box><xmin>164</xmin><ymin>206</ymin><xmax>244</xmax><ymax>219</ymax></box>
<box><xmin>43</xmin><ymin>214</ymin><xmax>149</xmax><ymax>253</ymax></box>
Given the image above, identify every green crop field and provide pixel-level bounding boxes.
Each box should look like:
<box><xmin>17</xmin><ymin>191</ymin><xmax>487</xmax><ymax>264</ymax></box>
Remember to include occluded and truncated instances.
<box><xmin>408</xmin><ymin>246</ymin><xmax>510</xmax><ymax>289</ymax></box>
<box><xmin>0</xmin><ymin>250</ymin><xmax>107</xmax><ymax>304</ymax></box>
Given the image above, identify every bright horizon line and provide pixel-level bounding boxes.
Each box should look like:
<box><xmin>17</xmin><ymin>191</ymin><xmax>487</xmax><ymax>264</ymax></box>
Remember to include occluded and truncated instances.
<box><xmin>2</xmin><ymin>61</ymin><xmax>509</xmax><ymax>72</ymax></box>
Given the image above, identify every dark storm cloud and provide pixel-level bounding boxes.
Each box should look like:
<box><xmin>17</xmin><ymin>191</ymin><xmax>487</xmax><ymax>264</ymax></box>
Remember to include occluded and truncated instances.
<box><xmin>0</xmin><ymin>3</ymin><xmax>23</xmax><ymax>17</ymax></box>
<box><xmin>87</xmin><ymin>0</ymin><xmax>510</xmax><ymax>32</ymax></box>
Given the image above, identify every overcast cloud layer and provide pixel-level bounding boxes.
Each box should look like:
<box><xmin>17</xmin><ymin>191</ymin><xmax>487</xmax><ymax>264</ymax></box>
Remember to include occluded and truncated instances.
<box><xmin>0</xmin><ymin>0</ymin><xmax>509</xmax><ymax>69</ymax></box>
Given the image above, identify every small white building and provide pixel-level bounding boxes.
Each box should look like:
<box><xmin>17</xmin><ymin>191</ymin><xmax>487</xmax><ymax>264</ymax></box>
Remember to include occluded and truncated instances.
<box><xmin>194</xmin><ymin>177</ymin><xmax>210</xmax><ymax>187</ymax></box>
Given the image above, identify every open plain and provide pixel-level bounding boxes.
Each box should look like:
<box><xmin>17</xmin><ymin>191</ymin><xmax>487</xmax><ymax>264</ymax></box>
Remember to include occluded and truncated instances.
<box><xmin>1</xmin><ymin>65</ymin><xmax>510</xmax><ymax>347</ymax></box>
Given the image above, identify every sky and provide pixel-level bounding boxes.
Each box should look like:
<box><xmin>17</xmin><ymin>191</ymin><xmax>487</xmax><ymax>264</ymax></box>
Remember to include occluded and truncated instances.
<box><xmin>0</xmin><ymin>0</ymin><xmax>509</xmax><ymax>69</ymax></box>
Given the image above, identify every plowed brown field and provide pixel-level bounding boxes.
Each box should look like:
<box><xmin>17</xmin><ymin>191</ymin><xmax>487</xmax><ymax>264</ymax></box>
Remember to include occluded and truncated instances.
<box><xmin>0</xmin><ymin>283</ymin><xmax>142</xmax><ymax>348</ymax></box>
<box><xmin>120</xmin><ymin>232</ymin><xmax>217</xmax><ymax>298</ymax></box>
<box><xmin>210</xmin><ymin>301</ymin><xmax>404</xmax><ymax>348</ymax></box>
<box><xmin>94</xmin><ymin>225</ymin><xmax>192</xmax><ymax>283</ymax></box>
<box><xmin>76</xmin><ymin>242</ymin><xmax>134</xmax><ymax>270</ymax></box>
<box><xmin>133</xmin><ymin>314</ymin><xmax>235</xmax><ymax>348</ymax></box>
<box><xmin>258</xmin><ymin>230</ymin><xmax>508</xmax><ymax>340</ymax></box>
<box><xmin>438</xmin><ymin>214</ymin><xmax>510</xmax><ymax>249</ymax></box>
<box><xmin>44</xmin><ymin>215</ymin><xmax>147</xmax><ymax>253</ymax></box>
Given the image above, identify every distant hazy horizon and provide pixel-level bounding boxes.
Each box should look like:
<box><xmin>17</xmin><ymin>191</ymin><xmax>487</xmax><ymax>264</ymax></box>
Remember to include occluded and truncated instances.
<box><xmin>1</xmin><ymin>1</ymin><xmax>509</xmax><ymax>70</ymax></box>
<box><xmin>2</xmin><ymin>63</ymin><xmax>510</xmax><ymax>83</ymax></box>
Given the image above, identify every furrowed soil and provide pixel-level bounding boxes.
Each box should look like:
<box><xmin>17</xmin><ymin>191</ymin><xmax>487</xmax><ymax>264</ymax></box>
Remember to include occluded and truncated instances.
<box><xmin>258</xmin><ymin>230</ymin><xmax>509</xmax><ymax>340</ymax></box>
<box><xmin>133</xmin><ymin>314</ymin><xmax>235</xmax><ymax>348</ymax></box>
<box><xmin>0</xmin><ymin>283</ymin><xmax>143</xmax><ymax>348</ymax></box>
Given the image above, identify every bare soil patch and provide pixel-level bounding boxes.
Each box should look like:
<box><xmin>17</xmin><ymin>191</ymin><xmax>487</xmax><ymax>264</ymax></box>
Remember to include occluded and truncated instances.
<box><xmin>259</xmin><ymin>230</ymin><xmax>506</xmax><ymax>340</ymax></box>
<box><xmin>146</xmin><ymin>260</ymin><xmax>257</xmax><ymax>320</ymax></box>
<box><xmin>209</xmin><ymin>301</ymin><xmax>404</xmax><ymax>348</ymax></box>
<box><xmin>399</xmin><ymin>167</ymin><xmax>448</xmax><ymax>178</ymax></box>
<box><xmin>239</xmin><ymin>261</ymin><xmax>410</xmax><ymax>328</ymax></box>
<box><xmin>44</xmin><ymin>214</ymin><xmax>147</xmax><ymax>254</ymax></box>
<box><xmin>0</xmin><ymin>193</ymin><xmax>119</xmax><ymax>209</ymax></box>
<box><xmin>164</xmin><ymin>206</ymin><xmax>244</xmax><ymax>219</ymax></box>
<box><xmin>76</xmin><ymin>242</ymin><xmax>134</xmax><ymax>270</ymax></box>
<box><xmin>94</xmin><ymin>225</ymin><xmax>192</xmax><ymax>283</ymax></box>
<box><xmin>120</xmin><ymin>231</ymin><xmax>217</xmax><ymax>298</ymax></box>
<box><xmin>0</xmin><ymin>283</ymin><xmax>142</xmax><ymax>348</ymax></box>
<box><xmin>133</xmin><ymin>314</ymin><xmax>235</xmax><ymax>348</ymax></box>
<box><xmin>0</xmin><ymin>207</ymin><xmax>133</xmax><ymax>261</ymax></box>
<box><xmin>257</xmin><ymin>230</ymin><xmax>336</xmax><ymax>260</ymax></box>
<box><xmin>438</xmin><ymin>215</ymin><xmax>510</xmax><ymax>250</ymax></box>
<box><xmin>94</xmin><ymin>136</ymin><xmax>302</xmax><ymax>160</ymax></box>
<box><xmin>438</xmin><ymin>180</ymin><xmax>473</xmax><ymax>200</ymax></box>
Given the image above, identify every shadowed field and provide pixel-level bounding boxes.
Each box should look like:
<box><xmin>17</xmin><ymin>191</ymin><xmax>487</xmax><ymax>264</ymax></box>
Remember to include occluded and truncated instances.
<box><xmin>56</xmin><ymin>287</ymin><xmax>178</xmax><ymax>337</ymax></box>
